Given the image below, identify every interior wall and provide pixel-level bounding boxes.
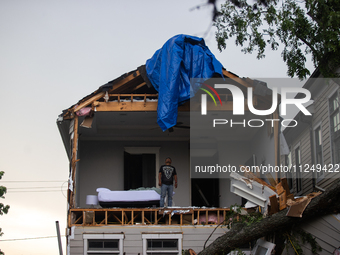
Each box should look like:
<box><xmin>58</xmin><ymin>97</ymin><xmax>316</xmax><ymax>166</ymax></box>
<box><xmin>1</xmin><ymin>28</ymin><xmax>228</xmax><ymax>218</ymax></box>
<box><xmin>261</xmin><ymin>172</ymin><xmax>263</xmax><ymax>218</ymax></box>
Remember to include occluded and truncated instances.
<box><xmin>252</xmin><ymin>126</ymin><xmax>275</xmax><ymax>166</ymax></box>
<box><xmin>251</xmin><ymin>126</ymin><xmax>275</xmax><ymax>177</ymax></box>
<box><xmin>217</xmin><ymin>141</ymin><xmax>251</xmax><ymax>207</ymax></box>
<box><xmin>77</xmin><ymin>140</ymin><xmax>190</xmax><ymax>208</ymax></box>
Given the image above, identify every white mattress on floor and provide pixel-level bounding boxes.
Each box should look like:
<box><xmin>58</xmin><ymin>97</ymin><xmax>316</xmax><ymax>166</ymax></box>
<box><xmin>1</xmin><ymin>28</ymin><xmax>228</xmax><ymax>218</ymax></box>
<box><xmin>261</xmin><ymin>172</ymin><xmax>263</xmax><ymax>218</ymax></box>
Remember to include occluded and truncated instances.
<box><xmin>96</xmin><ymin>188</ymin><xmax>160</xmax><ymax>202</ymax></box>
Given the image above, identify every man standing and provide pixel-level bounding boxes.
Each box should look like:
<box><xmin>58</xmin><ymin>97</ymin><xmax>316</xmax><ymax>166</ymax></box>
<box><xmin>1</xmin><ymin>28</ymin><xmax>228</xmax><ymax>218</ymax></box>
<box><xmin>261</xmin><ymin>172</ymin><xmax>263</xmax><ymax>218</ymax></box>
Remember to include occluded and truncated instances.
<box><xmin>158</xmin><ymin>157</ymin><xmax>177</xmax><ymax>207</ymax></box>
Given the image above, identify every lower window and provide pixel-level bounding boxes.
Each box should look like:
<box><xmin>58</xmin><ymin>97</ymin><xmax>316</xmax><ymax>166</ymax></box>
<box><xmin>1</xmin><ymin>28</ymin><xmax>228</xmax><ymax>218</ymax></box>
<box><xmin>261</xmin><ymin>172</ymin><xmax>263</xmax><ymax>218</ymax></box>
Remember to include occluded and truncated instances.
<box><xmin>83</xmin><ymin>234</ymin><xmax>124</xmax><ymax>255</ymax></box>
<box><xmin>142</xmin><ymin>233</ymin><xmax>183</xmax><ymax>255</ymax></box>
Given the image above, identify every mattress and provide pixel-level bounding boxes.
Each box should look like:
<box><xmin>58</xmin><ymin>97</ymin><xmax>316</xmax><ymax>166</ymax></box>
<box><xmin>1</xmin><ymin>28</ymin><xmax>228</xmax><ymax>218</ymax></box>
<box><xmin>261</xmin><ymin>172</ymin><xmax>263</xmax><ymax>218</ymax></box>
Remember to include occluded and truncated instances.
<box><xmin>96</xmin><ymin>188</ymin><xmax>160</xmax><ymax>208</ymax></box>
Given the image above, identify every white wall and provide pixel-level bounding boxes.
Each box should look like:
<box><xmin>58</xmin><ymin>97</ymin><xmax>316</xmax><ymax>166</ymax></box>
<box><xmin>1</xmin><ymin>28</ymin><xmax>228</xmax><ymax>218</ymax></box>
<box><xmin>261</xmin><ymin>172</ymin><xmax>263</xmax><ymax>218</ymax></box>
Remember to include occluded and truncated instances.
<box><xmin>217</xmin><ymin>141</ymin><xmax>251</xmax><ymax>207</ymax></box>
<box><xmin>77</xmin><ymin>140</ymin><xmax>190</xmax><ymax>207</ymax></box>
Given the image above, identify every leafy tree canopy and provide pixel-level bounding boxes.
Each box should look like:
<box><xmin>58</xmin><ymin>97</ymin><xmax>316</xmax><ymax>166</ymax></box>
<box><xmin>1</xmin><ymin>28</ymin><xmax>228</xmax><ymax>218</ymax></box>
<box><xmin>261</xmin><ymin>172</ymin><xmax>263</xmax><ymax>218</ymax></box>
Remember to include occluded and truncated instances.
<box><xmin>214</xmin><ymin>0</ymin><xmax>340</xmax><ymax>79</ymax></box>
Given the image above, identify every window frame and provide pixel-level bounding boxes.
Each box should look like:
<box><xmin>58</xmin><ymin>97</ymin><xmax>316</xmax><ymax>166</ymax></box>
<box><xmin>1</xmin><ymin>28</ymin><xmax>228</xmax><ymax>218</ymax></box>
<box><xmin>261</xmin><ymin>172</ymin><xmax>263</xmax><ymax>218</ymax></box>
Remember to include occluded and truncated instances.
<box><xmin>294</xmin><ymin>144</ymin><xmax>302</xmax><ymax>194</ymax></box>
<box><xmin>285</xmin><ymin>150</ymin><xmax>294</xmax><ymax>192</ymax></box>
<box><xmin>142</xmin><ymin>233</ymin><xmax>183</xmax><ymax>255</ymax></box>
<box><xmin>329</xmin><ymin>91</ymin><xmax>340</xmax><ymax>164</ymax></box>
<box><xmin>313</xmin><ymin>123</ymin><xmax>324</xmax><ymax>182</ymax></box>
<box><xmin>83</xmin><ymin>233</ymin><xmax>124</xmax><ymax>255</ymax></box>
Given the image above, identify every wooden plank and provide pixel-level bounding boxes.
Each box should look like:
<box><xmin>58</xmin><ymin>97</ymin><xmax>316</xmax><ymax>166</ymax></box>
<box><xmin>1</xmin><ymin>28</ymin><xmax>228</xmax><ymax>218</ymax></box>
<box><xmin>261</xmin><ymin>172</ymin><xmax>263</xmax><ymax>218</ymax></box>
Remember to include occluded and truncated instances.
<box><xmin>131</xmin><ymin>82</ymin><xmax>147</xmax><ymax>92</ymax></box>
<box><xmin>123</xmin><ymin>211</ymin><xmax>129</xmax><ymax>224</ymax></box>
<box><xmin>69</xmin><ymin>115</ymin><xmax>79</xmax><ymax>211</ymax></box>
<box><xmin>69</xmin><ymin>208</ymin><xmax>233</xmax><ymax>226</ymax></box>
<box><xmin>72</xmin><ymin>71</ymin><xmax>140</xmax><ymax>114</ymax></box>
<box><xmin>73</xmin><ymin>92</ymin><xmax>105</xmax><ymax>113</ymax></box>
<box><xmin>222</xmin><ymin>69</ymin><xmax>251</xmax><ymax>89</ymax></box>
<box><xmin>108</xmin><ymin>70</ymin><xmax>140</xmax><ymax>93</ymax></box>
<box><xmin>112</xmin><ymin>214</ymin><xmax>122</xmax><ymax>224</ymax></box>
<box><xmin>242</xmin><ymin>169</ymin><xmax>276</xmax><ymax>192</ymax></box>
<box><xmin>269</xmin><ymin>195</ymin><xmax>279</xmax><ymax>215</ymax></box>
<box><xmin>265</xmin><ymin>173</ymin><xmax>277</xmax><ymax>187</ymax></box>
<box><xmin>279</xmin><ymin>191</ymin><xmax>287</xmax><ymax>210</ymax></box>
<box><xmin>74</xmin><ymin>214</ymin><xmax>83</xmax><ymax>224</ymax></box>
<box><xmin>276</xmin><ymin>182</ymin><xmax>285</xmax><ymax>195</ymax></box>
<box><xmin>281</xmin><ymin>178</ymin><xmax>291</xmax><ymax>196</ymax></box>
<box><xmin>96</xmin><ymin>101</ymin><xmax>158</xmax><ymax>111</ymax></box>
<box><xmin>109</xmin><ymin>93</ymin><xmax>158</xmax><ymax>97</ymax></box>
<box><xmin>96</xmin><ymin>100</ymin><xmax>250</xmax><ymax>112</ymax></box>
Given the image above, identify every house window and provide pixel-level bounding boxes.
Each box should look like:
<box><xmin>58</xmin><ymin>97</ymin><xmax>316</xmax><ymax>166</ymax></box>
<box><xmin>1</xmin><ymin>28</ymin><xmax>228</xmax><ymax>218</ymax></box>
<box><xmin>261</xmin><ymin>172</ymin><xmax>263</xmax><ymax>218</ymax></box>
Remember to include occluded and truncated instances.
<box><xmin>329</xmin><ymin>93</ymin><xmax>340</xmax><ymax>163</ymax></box>
<box><xmin>83</xmin><ymin>234</ymin><xmax>124</xmax><ymax>255</ymax></box>
<box><xmin>142</xmin><ymin>233</ymin><xmax>183</xmax><ymax>255</ymax></box>
<box><xmin>314</xmin><ymin>125</ymin><xmax>323</xmax><ymax>180</ymax></box>
<box><xmin>295</xmin><ymin>146</ymin><xmax>302</xmax><ymax>193</ymax></box>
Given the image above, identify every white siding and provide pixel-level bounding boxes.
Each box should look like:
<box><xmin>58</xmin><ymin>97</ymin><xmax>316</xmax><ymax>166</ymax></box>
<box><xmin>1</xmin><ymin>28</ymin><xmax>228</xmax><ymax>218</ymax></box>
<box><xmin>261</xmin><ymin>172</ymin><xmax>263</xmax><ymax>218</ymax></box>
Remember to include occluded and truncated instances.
<box><xmin>283</xmin><ymin>81</ymin><xmax>340</xmax><ymax>195</ymax></box>
<box><xmin>69</xmin><ymin>225</ymin><xmax>228</xmax><ymax>255</ymax></box>
<box><xmin>284</xmin><ymin>214</ymin><xmax>340</xmax><ymax>255</ymax></box>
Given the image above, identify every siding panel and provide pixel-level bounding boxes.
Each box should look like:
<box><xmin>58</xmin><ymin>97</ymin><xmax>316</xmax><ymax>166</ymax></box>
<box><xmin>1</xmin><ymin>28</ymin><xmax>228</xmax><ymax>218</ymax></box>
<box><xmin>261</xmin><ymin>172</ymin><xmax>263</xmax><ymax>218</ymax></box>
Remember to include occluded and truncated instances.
<box><xmin>71</xmin><ymin>225</ymin><xmax>228</xmax><ymax>255</ymax></box>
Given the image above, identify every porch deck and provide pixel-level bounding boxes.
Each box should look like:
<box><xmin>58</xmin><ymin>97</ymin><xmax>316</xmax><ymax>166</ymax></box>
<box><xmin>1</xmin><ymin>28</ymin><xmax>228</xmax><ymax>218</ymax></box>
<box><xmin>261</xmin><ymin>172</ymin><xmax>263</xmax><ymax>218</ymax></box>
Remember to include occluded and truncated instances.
<box><xmin>69</xmin><ymin>207</ymin><xmax>230</xmax><ymax>227</ymax></box>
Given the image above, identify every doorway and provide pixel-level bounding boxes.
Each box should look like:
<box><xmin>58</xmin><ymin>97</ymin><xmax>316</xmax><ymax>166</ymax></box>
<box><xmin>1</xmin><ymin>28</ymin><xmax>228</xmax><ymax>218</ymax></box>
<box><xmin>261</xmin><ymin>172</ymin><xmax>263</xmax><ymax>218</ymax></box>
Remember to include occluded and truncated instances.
<box><xmin>191</xmin><ymin>178</ymin><xmax>220</xmax><ymax>207</ymax></box>
<box><xmin>124</xmin><ymin>152</ymin><xmax>156</xmax><ymax>190</ymax></box>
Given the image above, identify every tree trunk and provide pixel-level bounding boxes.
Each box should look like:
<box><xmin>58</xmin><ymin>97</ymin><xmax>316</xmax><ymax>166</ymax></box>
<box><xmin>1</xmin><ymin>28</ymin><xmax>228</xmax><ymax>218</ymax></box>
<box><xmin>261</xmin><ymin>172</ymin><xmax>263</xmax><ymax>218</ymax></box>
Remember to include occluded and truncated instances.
<box><xmin>198</xmin><ymin>179</ymin><xmax>340</xmax><ymax>255</ymax></box>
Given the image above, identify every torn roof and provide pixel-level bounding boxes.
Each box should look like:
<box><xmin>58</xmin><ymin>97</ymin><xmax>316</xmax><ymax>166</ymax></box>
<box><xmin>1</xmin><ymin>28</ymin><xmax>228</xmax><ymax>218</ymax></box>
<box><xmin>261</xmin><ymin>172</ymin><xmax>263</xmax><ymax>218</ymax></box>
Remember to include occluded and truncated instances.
<box><xmin>59</xmin><ymin>34</ymin><xmax>275</xmax><ymax>129</ymax></box>
<box><xmin>145</xmin><ymin>34</ymin><xmax>224</xmax><ymax>131</ymax></box>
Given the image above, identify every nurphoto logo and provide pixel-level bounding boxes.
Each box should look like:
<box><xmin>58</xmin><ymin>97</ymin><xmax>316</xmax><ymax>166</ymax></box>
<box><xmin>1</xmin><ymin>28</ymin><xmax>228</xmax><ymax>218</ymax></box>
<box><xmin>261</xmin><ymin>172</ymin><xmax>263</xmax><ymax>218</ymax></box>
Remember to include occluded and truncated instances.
<box><xmin>200</xmin><ymin>84</ymin><xmax>311</xmax><ymax>128</ymax></box>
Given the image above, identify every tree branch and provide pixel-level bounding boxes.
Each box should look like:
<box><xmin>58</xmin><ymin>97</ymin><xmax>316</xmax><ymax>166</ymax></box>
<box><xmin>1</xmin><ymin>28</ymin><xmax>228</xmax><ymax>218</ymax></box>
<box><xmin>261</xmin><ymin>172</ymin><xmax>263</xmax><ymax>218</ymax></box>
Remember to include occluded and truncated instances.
<box><xmin>198</xmin><ymin>179</ymin><xmax>340</xmax><ymax>255</ymax></box>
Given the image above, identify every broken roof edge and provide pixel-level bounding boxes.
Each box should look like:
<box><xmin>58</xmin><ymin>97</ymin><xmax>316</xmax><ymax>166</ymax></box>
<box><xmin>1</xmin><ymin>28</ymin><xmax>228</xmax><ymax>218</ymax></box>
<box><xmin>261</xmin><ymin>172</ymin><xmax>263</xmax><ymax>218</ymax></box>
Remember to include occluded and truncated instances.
<box><xmin>58</xmin><ymin>65</ymin><xmax>264</xmax><ymax>120</ymax></box>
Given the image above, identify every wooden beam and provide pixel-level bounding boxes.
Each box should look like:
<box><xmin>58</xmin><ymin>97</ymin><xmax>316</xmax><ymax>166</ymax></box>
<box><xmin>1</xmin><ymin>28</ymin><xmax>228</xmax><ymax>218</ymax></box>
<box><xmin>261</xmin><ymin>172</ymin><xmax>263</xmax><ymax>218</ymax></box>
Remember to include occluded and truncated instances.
<box><xmin>269</xmin><ymin>195</ymin><xmax>279</xmax><ymax>215</ymax></box>
<box><xmin>68</xmin><ymin>208</ymin><xmax>231</xmax><ymax>226</ymax></box>
<box><xmin>95</xmin><ymin>100</ymin><xmax>253</xmax><ymax>112</ymax></box>
<box><xmin>69</xmin><ymin>115</ymin><xmax>79</xmax><ymax>210</ymax></box>
<box><xmin>242</xmin><ymin>167</ymin><xmax>277</xmax><ymax>192</ymax></box>
<box><xmin>96</xmin><ymin>101</ymin><xmax>158</xmax><ymax>111</ymax></box>
<box><xmin>132</xmin><ymin>82</ymin><xmax>147</xmax><ymax>91</ymax></box>
<box><xmin>108</xmin><ymin>70</ymin><xmax>140</xmax><ymax>93</ymax></box>
<box><xmin>222</xmin><ymin>70</ymin><xmax>251</xmax><ymax>89</ymax></box>
<box><xmin>72</xmin><ymin>71</ymin><xmax>140</xmax><ymax>113</ymax></box>
<box><xmin>109</xmin><ymin>93</ymin><xmax>158</xmax><ymax>97</ymax></box>
<box><xmin>73</xmin><ymin>92</ymin><xmax>106</xmax><ymax>113</ymax></box>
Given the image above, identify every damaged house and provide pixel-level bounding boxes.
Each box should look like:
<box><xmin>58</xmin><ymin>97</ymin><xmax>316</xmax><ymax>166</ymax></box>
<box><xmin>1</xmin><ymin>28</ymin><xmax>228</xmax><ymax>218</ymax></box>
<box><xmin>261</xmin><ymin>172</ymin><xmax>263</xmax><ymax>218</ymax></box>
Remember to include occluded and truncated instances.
<box><xmin>280</xmin><ymin>70</ymin><xmax>340</xmax><ymax>254</ymax></box>
<box><xmin>57</xmin><ymin>35</ymin><xmax>279</xmax><ymax>255</ymax></box>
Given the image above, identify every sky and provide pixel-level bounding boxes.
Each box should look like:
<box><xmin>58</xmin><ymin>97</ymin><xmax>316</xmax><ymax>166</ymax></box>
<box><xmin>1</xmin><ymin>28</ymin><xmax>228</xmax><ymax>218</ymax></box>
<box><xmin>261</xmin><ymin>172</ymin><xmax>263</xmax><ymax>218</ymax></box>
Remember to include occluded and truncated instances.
<box><xmin>0</xmin><ymin>1</ymin><xmax>315</xmax><ymax>254</ymax></box>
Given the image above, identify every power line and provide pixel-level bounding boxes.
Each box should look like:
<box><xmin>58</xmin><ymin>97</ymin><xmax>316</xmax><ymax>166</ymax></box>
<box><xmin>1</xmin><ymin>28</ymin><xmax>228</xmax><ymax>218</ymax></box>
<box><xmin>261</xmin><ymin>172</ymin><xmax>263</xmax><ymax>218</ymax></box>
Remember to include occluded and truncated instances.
<box><xmin>2</xmin><ymin>181</ymin><xmax>66</xmax><ymax>183</ymax></box>
<box><xmin>0</xmin><ymin>235</ymin><xmax>66</xmax><ymax>242</ymax></box>
<box><xmin>9</xmin><ymin>190</ymin><xmax>67</xmax><ymax>193</ymax></box>
<box><xmin>8</xmin><ymin>186</ymin><xmax>67</xmax><ymax>189</ymax></box>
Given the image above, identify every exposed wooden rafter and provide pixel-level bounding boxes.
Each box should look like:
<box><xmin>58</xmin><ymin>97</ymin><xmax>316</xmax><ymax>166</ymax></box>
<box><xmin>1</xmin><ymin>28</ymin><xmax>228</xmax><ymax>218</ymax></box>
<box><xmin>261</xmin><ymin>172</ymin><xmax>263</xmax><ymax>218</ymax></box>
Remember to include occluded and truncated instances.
<box><xmin>72</xmin><ymin>70</ymin><xmax>141</xmax><ymax>114</ymax></box>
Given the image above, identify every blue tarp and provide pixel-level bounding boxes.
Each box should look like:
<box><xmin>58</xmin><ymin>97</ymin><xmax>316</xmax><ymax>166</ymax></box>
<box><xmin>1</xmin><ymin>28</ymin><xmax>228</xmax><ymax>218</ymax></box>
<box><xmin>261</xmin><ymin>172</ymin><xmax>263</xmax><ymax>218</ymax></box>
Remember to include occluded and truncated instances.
<box><xmin>145</xmin><ymin>34</ymin><xmax>224</xmax><ymax>131</ymax></box>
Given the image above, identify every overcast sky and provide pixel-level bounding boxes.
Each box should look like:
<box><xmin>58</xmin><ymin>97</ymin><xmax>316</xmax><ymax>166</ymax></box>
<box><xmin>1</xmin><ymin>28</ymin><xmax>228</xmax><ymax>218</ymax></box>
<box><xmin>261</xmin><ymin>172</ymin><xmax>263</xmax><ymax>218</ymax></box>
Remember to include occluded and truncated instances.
<box><xmin>0</xmin><ymin>1</ymin><xmax>314</xmax><ymax>254</ymax></box>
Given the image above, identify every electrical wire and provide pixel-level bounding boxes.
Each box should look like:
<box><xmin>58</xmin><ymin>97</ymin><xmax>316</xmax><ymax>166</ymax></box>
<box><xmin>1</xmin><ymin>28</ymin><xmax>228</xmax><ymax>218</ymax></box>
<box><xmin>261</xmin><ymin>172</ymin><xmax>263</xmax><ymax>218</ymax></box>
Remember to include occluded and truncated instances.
<box><xmin>9</xmin><ymin>190</ymin><xmax>67</xmax><ymax>193</ymax></box>
<box><xmin>0</xmin><ymin>235</ymin><xmax>66</xmax><ymax>242</ymax></box>
<box><xmin>8</xmin><ymin>186</ymin><xmax>66</xmax><ymax>189</ymax></box>
<box><xmin>2</xmin><ymin>180</ymin><xmax>66</xmax><ymax>183</ymax></box>
<box><xmin>3</xmin><ymin>180</ymin><xmax>69</xmax><ymax>195</ymax></box>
